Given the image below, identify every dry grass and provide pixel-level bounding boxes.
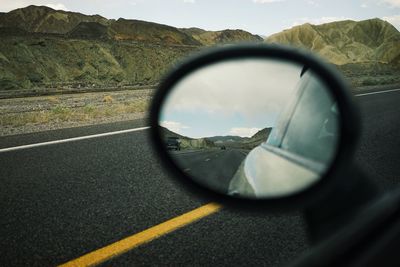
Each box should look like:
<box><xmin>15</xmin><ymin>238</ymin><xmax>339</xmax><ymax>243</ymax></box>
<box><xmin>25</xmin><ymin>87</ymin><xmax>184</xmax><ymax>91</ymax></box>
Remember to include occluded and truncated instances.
<box><xmin>47</xmin><ymin>96</ymin><xmax>60</xmax><ymax>103</ymax></box>
<box><xmin>0</xmin><ymin>99</ymin><xmax>149</xmax><ymax>127</ymax></box>
<box><xmin>102</xmin><ymin>95</ymin><xmax>114</xmax><ymax>103</ymax></box>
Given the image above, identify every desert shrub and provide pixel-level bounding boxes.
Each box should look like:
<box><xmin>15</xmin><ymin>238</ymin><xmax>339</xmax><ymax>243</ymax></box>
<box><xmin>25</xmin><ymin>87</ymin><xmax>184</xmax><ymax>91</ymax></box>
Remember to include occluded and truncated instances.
<box><xmin>0</xmin><ymin>78</ymin><xmax>18</xmax><ymax>90</ymax></box>
<box><xmin>52</xmin><ymin>106</ymin><xmax>70</xmax><ymax>114</ymax></box>
<box><xmin>103</xmin><ymin>95</ymin><xmax>114</xmax><ymax>103</ymax></box>
<box><xmin>28</xmin><ymin>72</ymin><xmax>44</xmax><ymax>83</ymax></box>
<box><xmin>47</xmin><ymin>96</ymin><xmax>60</xmax><ymax>103</ymax></box>
<box><xmin>361</xmin><ymin>78</ymin><xmax>379</xmax><ymax>86</ymax></box>
<box><xmin>84</xmin><ymin>104</ymin><xmax>96</xmax><ymax>113</ymax></box>
<box><xmin>77</xmin><ymin>60</ymin><xmax>85</xmax><ymax>68</ymax></box>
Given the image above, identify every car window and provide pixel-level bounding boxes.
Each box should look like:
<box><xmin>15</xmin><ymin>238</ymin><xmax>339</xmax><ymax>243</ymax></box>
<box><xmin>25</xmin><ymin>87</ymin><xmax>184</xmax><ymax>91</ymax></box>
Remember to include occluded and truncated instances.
<box><xmin>265</xmin><ymin>75</ymin><xmax>307</xmax><ymax>147</ymax></box>
<box><xmin>280</xmin><ymin>73</ymin><xmax>339</xmax><ymax>164</ymax></box>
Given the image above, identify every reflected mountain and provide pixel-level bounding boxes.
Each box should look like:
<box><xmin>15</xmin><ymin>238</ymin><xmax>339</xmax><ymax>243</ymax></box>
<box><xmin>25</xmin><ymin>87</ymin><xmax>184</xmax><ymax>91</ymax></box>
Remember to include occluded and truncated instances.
<box><xmin>160</xmin><ymin>126</ymin><xmax>215</xmax><ymax>150</ymax></box>
<box><xmin>160</xmin><ymin>126</ymin><xmax>272</xmax><ymax>151</ymax></box>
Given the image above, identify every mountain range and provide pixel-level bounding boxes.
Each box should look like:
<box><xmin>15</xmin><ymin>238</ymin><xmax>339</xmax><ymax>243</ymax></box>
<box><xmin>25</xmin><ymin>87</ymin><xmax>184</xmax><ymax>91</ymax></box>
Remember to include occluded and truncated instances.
<box><xmin>162</xmin><ymin>126</ymin><xmax>272</xmax><ymax>150</ymax></box>
<box><xmin>0</xmin><ymin>5</ymin><xmax>261</xmax><ymax>90</ymax></box>
<box><xmin>0</xmin><ymin>5</ymin><xmax>399</xmax><ymax>90</ymax></box>
<box><xmin>0</xmin><ymin>5</ymin><xmax>262</xmax><ymax>45</ymax></box>
<box><xmin>266</xmin><ymin>18</ymin><xmax>400</xmax><ymax>65</ymax></box>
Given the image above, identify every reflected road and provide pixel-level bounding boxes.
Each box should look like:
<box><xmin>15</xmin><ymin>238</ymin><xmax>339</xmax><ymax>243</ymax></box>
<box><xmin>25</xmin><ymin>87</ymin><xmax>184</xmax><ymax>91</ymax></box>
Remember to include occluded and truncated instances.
<box><xmin>171</xmin><ymin>148</ymin><xmax>249</xmax><ymax>193</ymax></box>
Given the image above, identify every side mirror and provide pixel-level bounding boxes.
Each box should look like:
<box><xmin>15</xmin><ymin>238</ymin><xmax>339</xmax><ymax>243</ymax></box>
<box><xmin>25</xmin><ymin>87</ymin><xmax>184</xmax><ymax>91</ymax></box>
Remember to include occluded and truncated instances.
<box><xmin>149</xmin><ymin>44</ymin><xmax>360</xmax><ymax>210</ymax></box>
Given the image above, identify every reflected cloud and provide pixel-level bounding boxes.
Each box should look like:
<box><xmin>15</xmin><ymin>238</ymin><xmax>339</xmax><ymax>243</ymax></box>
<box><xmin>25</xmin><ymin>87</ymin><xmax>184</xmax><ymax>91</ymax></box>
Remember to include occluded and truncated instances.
<box><xmin>161</xmin><ymin>59</ymin><xmax>302</xmax><ymax>138</ymax></box>
<box><xmin>164</xmin><ymin>59</ymin><xmax>302</xmax><ymax>118</ymax></box>
<box><xmin>160</xmin><ymin>120</ymin><xmax>190</xmax><ymax>134</ymax></box>
<box><xmin>229</xmin><ymin>127</ymin><xmax>261</xmax><ymax>137</ymax></box>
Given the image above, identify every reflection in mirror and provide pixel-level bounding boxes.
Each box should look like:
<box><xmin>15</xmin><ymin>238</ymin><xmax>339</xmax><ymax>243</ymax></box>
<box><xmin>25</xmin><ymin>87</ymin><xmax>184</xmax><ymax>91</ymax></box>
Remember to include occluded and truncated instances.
<box><xmin>158</xmin><ymin>59</ymin><xmax>340</xmax><ymax>199</ymax></box>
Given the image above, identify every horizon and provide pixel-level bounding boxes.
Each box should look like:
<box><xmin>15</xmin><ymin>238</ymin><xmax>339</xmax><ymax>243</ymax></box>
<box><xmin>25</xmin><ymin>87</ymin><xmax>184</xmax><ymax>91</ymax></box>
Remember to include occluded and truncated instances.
<box><xmin>2</xmin><ymin>5</ymin><xmax>398</xmax><ymax>38</ymax></box>
<box><xmin>162</xmin><ymin>124</ymin><xmax>266</xmax><ymax>139</ymax></box>
<box><xmin>1</xmin><ymin>1</ymin><xmax>399</xmax><ymax>36</ymax></box>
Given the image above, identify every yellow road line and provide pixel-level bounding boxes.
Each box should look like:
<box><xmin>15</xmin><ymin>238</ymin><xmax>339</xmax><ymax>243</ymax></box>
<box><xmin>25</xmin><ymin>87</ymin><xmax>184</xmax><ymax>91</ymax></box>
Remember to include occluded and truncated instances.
<box><xmin>59</xmin><ymin>202</ymin><xmax>222</xmax><ymax>267</ymax></box>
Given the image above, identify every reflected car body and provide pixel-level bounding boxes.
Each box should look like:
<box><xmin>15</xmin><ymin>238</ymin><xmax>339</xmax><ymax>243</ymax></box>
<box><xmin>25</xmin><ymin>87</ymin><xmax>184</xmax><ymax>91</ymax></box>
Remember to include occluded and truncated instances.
<box><xmin>229</xmin><ymin>69</ymin><xmax>340</xmax><ymax>198</ymax></box>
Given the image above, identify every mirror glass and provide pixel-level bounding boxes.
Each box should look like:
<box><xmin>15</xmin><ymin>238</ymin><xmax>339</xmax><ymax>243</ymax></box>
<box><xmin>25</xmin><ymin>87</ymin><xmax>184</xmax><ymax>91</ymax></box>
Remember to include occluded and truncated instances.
<box><xmin>158</xmin><ymin>58</ymin><xmax>340</xmax><ymax>199</ymax></box>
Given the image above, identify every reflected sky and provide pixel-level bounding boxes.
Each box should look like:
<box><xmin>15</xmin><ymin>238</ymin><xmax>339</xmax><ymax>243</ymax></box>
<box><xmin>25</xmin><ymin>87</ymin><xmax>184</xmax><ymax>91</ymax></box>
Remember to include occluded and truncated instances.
<box><xmin>160</xmin><ymin>59</ymin><xmax>303</xmax><ymax>138</ymax></box>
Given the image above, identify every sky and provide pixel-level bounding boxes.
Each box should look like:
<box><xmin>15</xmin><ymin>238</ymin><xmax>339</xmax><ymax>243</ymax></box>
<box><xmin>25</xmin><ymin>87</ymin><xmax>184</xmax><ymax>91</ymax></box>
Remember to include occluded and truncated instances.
<box><xmin>1</xmin><ymin>0</ymin><xmax>400</xmax><ymax>36</ymax></box>
<box><xmin>160</xmin><ymin>59</ymin><xmax>303</xmax><ymax>138</ymax></box>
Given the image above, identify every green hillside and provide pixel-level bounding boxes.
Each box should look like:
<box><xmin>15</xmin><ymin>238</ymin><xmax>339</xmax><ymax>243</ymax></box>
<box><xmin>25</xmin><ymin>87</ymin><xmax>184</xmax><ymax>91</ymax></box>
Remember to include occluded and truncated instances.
<box><xmin>266</xmin><ymin>18</ymin><xmax>400</xmax><ymax>87</ymax></box>
<box><xmin>109</xmin><ymin>19</ymin><xmax>201</xmax><ymax>45</ymax></box>
<box><xmin>0</xmin><ymin>5</ymin><xmax>109</xmax><ymax>34</ymax></box>
<box><xmin>0</xmin><ymin>5</ymin><xmax>262</xmax><ymax>90</ymax></box>
<box><xmin>266</xmin><ymin>18</ymin><xmax>400</xmax><ymax>65</ymax></box>
<box><xmin>0</xmin><ymin>37</ymin><xmax>198</xmax><ymax>90</ymax></box>
<box><xmin>160</xmin><ymin>126</ymin><xmax>216</xmax><ymax>150</ymax></box>
<box><xmin>180</xmin><ymin>28</ymin><xmax>263</xmax><ymax>45</ymax></box>
<box><xmin>1</xmin><ymin>6</ymin><xmax>399</xmax><ymax>91</ymax></box>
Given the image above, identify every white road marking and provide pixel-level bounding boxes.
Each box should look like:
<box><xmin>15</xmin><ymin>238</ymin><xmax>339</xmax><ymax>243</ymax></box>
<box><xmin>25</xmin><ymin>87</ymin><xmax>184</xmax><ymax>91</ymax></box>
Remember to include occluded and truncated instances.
<box><xmin>355</xmin><ymin>88</ymin><xmax>400</xmax><ymax>97</ymax></box>
<box><xmin>0</xmin><ymin>126</ymin><xmax>150</xmax><ymax>153</ymax></box>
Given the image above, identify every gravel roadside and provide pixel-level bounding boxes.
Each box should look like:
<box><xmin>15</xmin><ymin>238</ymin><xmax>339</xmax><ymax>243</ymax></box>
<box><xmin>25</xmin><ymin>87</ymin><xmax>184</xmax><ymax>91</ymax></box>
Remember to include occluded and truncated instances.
<box><xmin>0</xmin><ymin>89</ymin><xmax>153</xmax><ymax>136</ymax></box>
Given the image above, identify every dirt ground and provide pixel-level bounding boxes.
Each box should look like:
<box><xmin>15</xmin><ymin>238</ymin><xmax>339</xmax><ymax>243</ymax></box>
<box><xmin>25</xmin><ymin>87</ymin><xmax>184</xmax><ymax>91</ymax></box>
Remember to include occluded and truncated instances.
<box><xmin>1</xmin><ymin>83</ymin><xmax>399</xmax><ymax>137</ymax></box>
<box><xmin>0</xmin><ymin>89</ymin><xmax>153</xmax><ymax>136</ymax></box>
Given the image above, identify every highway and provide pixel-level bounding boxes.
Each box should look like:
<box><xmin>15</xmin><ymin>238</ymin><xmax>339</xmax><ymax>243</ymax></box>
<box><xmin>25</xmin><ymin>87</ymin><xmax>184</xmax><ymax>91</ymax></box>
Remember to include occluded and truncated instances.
<box><xmin>171</xmin><ymin>149</ymin><xmax>248</xmax><ymax>194</ymax></box>
<box><xmin>0</xmin><ymin>88</ymin><xmax>399</xmax><ymax>266</ymax></box>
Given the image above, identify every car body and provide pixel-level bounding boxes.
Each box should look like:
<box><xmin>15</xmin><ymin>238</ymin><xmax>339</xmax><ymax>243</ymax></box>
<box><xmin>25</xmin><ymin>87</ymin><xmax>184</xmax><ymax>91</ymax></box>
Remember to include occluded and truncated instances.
<box><xmin>228</xmin><ymin>68</ymin><xmax>340</xmax><ymax>198</ymax></box>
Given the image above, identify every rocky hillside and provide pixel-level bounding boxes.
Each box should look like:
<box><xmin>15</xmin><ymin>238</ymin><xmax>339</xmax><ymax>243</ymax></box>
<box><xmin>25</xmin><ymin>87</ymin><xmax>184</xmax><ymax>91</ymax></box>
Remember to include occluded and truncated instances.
<box><xmin>1</xmin><ymin>6</ymin><xmax>399</xmax><ymax>91</ymax></box>
<box><xmin>266</xmin><ymin>18</ymin><xmax>400</xmax><ymax>87</ymax></box>
<box><xmin>0</xmin><ymin>5</ymin><xmax>201</xmax><ymax>45</ymax></box>
<box><xmin>249</xmin><ymin>127</ymin><xmax>272</xmax><ymax>142</ymax></box>
<box><xmin>226</xmin><ymin>128</ymin><xmax>272</xmax><ymax>150</ymax></box>
<box><xmin>266</xmin><ymin>18</ymin><xmax>400</xmax><ymax>65</ymax></box>
<box><xmin>180</xmin><ymin>27</ymin><xmax>263</xmax><ymax>45</ymax></box>
<box><xmin>0</xmin><ymin>5</ymin><xmax>109</xmax><ymax>34</ymax></box>
<box><xmin>0</xmin><ymin>5</ymin><xmax>262</xmax><ymax>90</ymax></box>
<box><xmin>109</xmin><ymin>19</ymin><xmax>201</xmax><ymax>45</ymax></box>
<box><xmin>0</xmin><ymin>5</ymin><xmax>260</xmax><ymax>46</ymax></box>
<box><xmin>207</xmin><ymin>128</ymin><xmax>272</xmax><ymax>150</ymax></box>
<box><xmin>160</xmin><ymin>126</ymin><xmax>216</xmax><ymax>150</ymax></box>
<box><xmin>0</xmin><ymin>36</ymin><xmax>197</xmax><ymax>90</ymax></box>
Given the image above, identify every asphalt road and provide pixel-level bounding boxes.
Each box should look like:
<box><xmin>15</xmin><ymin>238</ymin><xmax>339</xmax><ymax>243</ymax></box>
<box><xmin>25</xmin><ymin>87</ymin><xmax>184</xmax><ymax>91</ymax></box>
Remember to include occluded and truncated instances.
<box><xmin>0</xmin><ymin>89</ymin><xmax>399</xmax><ymax>266</ymax></box>
<box><xmin>171</xmin><ymin>148</ymin><xmax>248</xmax><ymax>194</ymax></box>
<box><xmin>354</xmin><ymin>89</ymin><xmax>400</xmax><ymax>191</ymax></box>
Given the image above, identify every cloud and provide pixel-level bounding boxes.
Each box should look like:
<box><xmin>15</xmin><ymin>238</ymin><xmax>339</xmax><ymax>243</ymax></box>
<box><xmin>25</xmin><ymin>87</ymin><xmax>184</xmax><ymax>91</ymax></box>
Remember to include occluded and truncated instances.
<box><xmin>229</xmin><ymin>127</ymin><xmax>261</xmax><ymax>138</ymax></box>
<box><xmin>361</xmin><ymin>3</ymin><xmax>368</xmax><ymax>8</ymax></box>
<box><xmin>45</xmin><ymin>3</ymin><xmax>68</xmax><ymax>10</ymax></box>
<box><xmin>253</xmin><ymin>0</ymin><xmax>285</xmax><ymax>3</ymax></box>
<box><xmin>160</xmin><ymin>59</ymin><xmax>304</xmax><ymax>139</ymax></box>
<box><xmin>160</xmin><ymin>121</ymin><xmax>189</xmax><ymax>134</ymax></box>
<box><xmin>381</xmin><ymin>0</ymin><xmax>400</xmax><ymax>7</ymax></box>
<box><xmin>162</xmin><ymin>60</ymin><xmax>302</xmax><ymax>120</ymax></box>
<box><xmin>382</xmin><ymin>14</ymin><xmax>400</xmax><ymax>30</ymax></box>
<box><xmin>0</xmin><ymin>0</ymin><xmax>33</xmax><ymax>12</ymax></box>
<box><xmin>292</xmin><ymin>16</ymin><xmax>354</xmax><ymax>27</ymax></box>
<box><xmin>306</xmin><ymin>0</ymin><xmax>319</xmax><ymax>7</ymax></box>
<box><xmin>183</xmin><ymin>0</ymin><xmax>195</xmax><ymax>3</ymax></box>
